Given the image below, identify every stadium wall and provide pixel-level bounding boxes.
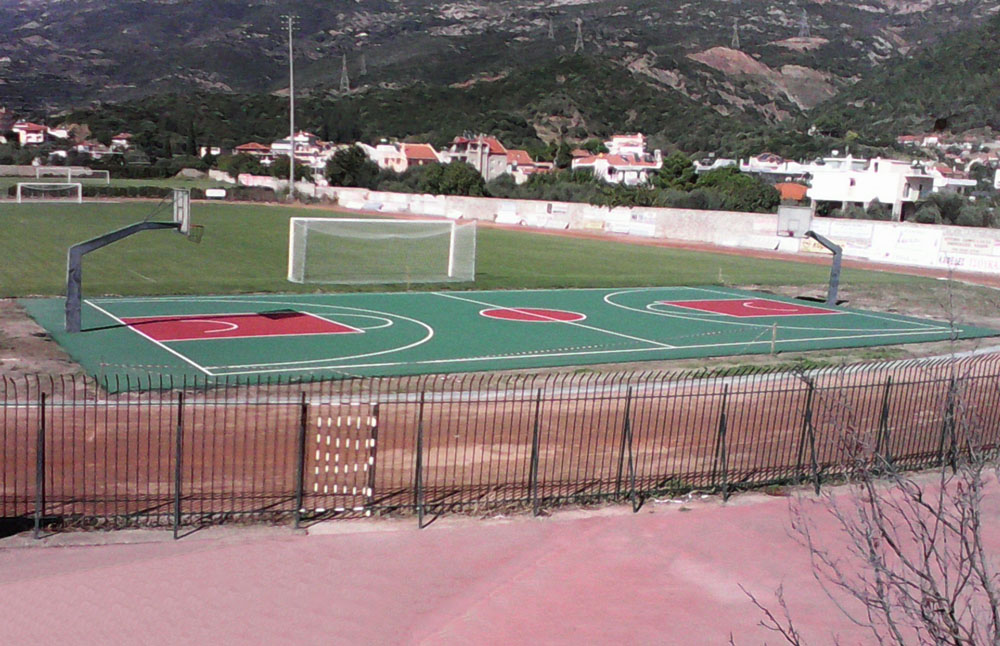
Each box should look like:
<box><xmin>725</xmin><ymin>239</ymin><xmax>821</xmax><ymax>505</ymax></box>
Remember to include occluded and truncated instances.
<box><xmin>237</xmin><ymin>177</ymin><xmax>1000</xmax><ymax>277</ymax></box>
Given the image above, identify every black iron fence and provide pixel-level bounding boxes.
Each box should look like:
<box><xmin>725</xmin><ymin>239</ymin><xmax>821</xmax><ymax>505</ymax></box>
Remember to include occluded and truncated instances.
<box><xmin>3</xmin><ymin>354</ymin><xmax>1000</xmax><ymax>536</ymax></box>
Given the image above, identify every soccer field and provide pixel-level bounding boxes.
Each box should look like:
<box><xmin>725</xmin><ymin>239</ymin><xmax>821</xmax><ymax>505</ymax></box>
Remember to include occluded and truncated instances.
<box><xmin>0</xmin><ymin>201</ymin><xmax>945</xmax><ymax>297</ymax></box>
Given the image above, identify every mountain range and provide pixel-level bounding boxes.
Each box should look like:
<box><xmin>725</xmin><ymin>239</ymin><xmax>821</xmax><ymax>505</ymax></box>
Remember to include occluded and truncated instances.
<box><xmin>2</xmin><ymin>0</ymin><xmax>1000</xmax><ymax>154</ymax></box>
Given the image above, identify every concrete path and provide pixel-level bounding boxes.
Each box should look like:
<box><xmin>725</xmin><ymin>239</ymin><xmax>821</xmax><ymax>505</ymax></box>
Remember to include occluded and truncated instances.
<box><xmin>3</xmin><ymin>476</ymin><xmax>997</xmax><ymax>645</ymax></box>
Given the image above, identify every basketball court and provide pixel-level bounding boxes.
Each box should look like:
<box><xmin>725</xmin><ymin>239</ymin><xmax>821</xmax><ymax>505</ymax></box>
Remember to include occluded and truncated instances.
<box><xmin>21</xmin><ymin>286</ymin><xmax>999</xmax><ymax>384</ymax></box>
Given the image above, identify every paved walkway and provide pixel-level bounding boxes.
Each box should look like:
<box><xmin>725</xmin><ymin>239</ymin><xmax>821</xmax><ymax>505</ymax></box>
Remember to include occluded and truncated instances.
<box><xmin>3</xmin><ymin>477</ymin><xmax>998</xmax><ymax>644</ymax></box>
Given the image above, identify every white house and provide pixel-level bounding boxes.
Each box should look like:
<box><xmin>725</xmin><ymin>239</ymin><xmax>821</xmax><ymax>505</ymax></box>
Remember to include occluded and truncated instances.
<box><xmin>605</xmin><ymin>134</ymin><xmax>647</xmax><ymax>157</ymax></box>
<box><xmin>571</xmin><ymin>152</ymin><xmax>663</xmax><ymax>186</ymax></box>
<box><xmin>111</xmin><ymin>133</ymin><xmax>132</xmax><ymax>150</ymax></box>
<box><xmin>927</xmin><ymin>164</ymin><xmax>977</xmax><ymax>195</ymax></box>
<box><xmin>12</xmin><ymin>121</ymin><xmax>47</xmax><ymax>145</ymax></box>
<box><xmin>806</xmin><ymin>155</ymin><xmax>934</xmax><ymax>220</ymax></box>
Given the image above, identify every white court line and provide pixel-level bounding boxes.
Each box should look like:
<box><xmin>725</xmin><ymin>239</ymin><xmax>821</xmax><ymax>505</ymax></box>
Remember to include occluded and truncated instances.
<box><xmin>682</xmin><ymin>286</ymin><xmax>947</xmax><ymax>330</ymax></box>
<box><xmin>605</xmin><ymin>288</ymin><xmax>954</xmax><ymax>334</ymax></box>
<box><xmin>84</xmin><ymin>301</ymin><xmax>212</xmax><ymax>375</ymax></box>
<box><xmin>208</xmin><ymin>327</ymin><xmax>968</xmax><ymax>376</ymax></box>
<box><xmin>432</xmin><ymin>291</ymin><xmax>676</xmax><ymax>349</ymax></box>
<box><xmin>191</xmin><ymin>298</ymin><xmax>434</xmax><ymax>371</ymax></box>
<box><xmin>118</xmin><ymin>310</ymin><xmax>365</xmax><ymax>341</ymax></box>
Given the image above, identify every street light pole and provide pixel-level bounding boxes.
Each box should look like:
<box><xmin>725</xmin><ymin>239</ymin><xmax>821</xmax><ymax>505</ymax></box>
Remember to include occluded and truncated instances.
<box><xmin>286</xmin><ymin>15</ymin><xmax>296</xmax><ymax>202</ymax></box>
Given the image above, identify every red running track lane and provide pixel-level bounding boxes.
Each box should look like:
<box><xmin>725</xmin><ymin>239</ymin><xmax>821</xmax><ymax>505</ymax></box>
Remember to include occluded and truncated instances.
<box><xmin>6</xmin><ymin>473</ymin><xmax>1000</xmax><ymax>644</ymax></box>
<box><xmin>660</xmin><ymin>298</ymin><xmax>840</xmax><ymax>318</ymax></box>
<box><xmin>121</xmin><ymin>312</ymin><xmax>360</xmax><ymax>342</ymax></box>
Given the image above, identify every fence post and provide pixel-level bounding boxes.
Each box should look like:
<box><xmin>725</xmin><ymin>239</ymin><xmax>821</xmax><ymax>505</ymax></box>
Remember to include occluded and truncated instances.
<box><xmin>365</xmin><ymin>403</ymin><xmax>380</xmax><ymax>515</ymax></box>
<box><xmin>876</xmin><ymin>377</ymin><xmax>894</xmax><ymax>468</ymax></box>
<box><xmin>713</xmin><ymin>385</ymin><xmax>730</xmax><ymax>501</ymax></box>
<box><xmin>529</xmin><ymin>389</ymin><xmax>542</xmax><ymax>516</ymax></box>
<box><xmin>33</xmin><ymin>392</ymin><xmax>46</xmax><ymax>540</ymax></box>
<box><xmin>615</xmin><ymin>386</ymin><xmax>634</xmax><ymax>499</ymax></box>
<box><xmin>623</xmin><ymin>387</ymin><xmax>641</xmax><ymax>512</ymax></box>
<box><xmin>939</xmin><ymin>377</ymin><xmax>957</xmax><ymax>470</ymax></box>
<box><xmin>293</xmin><ymin>392</ymin><xmax>308</xmax><ymax>528</ymax></box>
<box><xmin>173</xmin><ymin>391</ymin><xmax>184</xmax><ymax>540</ymax></box>
<box><xmin>800</xmin><ymin>382</ymin><xmax>821</xmax><ymax>495</ymax></box>
<box><xmin>415</xmin><ymin>391</ymin><xmax>426</xmax><ymax>528</ymax></box>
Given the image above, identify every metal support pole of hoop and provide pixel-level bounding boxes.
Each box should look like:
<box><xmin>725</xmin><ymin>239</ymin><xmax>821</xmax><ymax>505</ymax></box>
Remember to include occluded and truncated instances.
<box><xmin>776</xmin><ymin>205</ymin><xmax>842</xmax><ymax>306</ymax></box>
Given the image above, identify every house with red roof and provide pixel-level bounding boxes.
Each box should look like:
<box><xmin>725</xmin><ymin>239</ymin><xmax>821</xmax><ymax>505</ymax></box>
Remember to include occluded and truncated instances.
<box><xmin>402</xmin><ymin>143</ymin><xmax>440</xmax><ymax>168</ymax></box>
<box><xmin>571</xmin><ymin>152</ymin><xmax>663</xmax><ymax>186</ymax></box>
<box><xmin>12</xmin><ymin>121</ymin><xmax>47</xmax><ymax>146</ymax></box>
<box><xmin>442</xmin><ymin>135</ymin><xmax>510</xmax><ymax>181</ymax></box>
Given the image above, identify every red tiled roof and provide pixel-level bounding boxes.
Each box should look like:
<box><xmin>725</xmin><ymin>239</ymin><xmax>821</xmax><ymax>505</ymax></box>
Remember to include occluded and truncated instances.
<box><xmin>506</xmin><ymin>149</ymin><xmax>533</xmax><ymax>165</ymax></box>
<box><xmin>480</xmin><ymin>136</ymin><xmax>506</xmax><ymax>155</ymax></box>
<box><xmin>14</xmin><ymin>122</ymin><xmax>46</xmax><ymax>132</ymax></box>
<box><xmin>112</xmin><ymin>132</ymin><xmax>132</xmax><ymax>139</ymax></box>
<box><xmin>574</xmin><ymin>153</ymin><xmax>659</xmax><ymax>168</ymax></box>
<box><xmin>402</xmin><ymin>143</ymin><xmax>438</xmax><ymax>161</ymax></box>
<box><xmin>570</xmin><ymin>149</ymin><xmax>591</xmax><ymax>158</ymax></box>
<box><xmin>235</xmin><ymin>142</ymin><xmax>271</xmax><ymax>152</ymax></box>
<box><xmin>775</xmin><ymin>182</ymin><xmax>808</xmax><ymax>201</ymax></box>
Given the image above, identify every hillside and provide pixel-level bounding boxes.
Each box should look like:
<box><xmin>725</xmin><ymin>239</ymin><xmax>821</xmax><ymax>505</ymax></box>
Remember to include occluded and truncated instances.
<box><xmin>62</xmin><ymin>56</ymin><xmax>752</xmax><ymax>156</ymax></box>
<box><xmin>4</xmin><ymin>0</ymin><xmax>999</xmax><ymax>127</ymax></box>
<box><xmin>806</xmin><ymin>12</ymin><xmax>1000</xmax><ymax>139</ymax></box>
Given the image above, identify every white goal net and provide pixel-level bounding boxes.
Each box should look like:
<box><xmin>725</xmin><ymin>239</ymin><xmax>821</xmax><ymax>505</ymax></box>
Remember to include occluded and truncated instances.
<box><xmin>16</xmin><ymin>182</ymin><xmax>83</xmax><ymax>203</ymax></box>
<box><xmin>35</xmin><ymin>167</ymin><xmax>110</xmax><ymax>184</ymax></box>
<box><xmin>288</xmin><ymin>218</ymin><xmax>476</xmax><ymax>284</ymax></box>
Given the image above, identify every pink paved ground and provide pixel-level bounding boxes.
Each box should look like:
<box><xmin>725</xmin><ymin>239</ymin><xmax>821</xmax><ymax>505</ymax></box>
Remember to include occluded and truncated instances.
<box><xmin>2</xmin><ymin>476</ymin><xmax>999</xmax><ymax>644</ymax></box>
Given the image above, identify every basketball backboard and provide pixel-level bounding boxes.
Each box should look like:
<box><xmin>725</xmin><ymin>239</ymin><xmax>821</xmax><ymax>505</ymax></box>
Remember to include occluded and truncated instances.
<box><xmin>776</xmin><ymin>205</ymin><xmax>814</xmax><ymax>238</ymax></box>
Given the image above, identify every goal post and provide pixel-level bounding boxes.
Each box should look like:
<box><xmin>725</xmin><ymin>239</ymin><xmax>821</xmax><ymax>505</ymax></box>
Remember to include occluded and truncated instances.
<box><xmin>16</xmin><ymin>182</ymin><xmax>83</xmax><ymax>203</ymax></box>
<box><xmin>287</xmin><ymin>218</ymin><xmax>476</xmax><ymax>284</ymax></box>
<box><xmin>35</xmin><ymin>167</ymin><xmax>110</xmax><ymax>184</ymax></box>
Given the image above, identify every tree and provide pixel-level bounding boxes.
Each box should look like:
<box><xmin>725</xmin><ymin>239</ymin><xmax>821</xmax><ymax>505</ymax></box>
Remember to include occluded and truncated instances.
<box><xmin>554</xmin><ymin>141</ymin><xmax>573</xmax><ymax>169</ymax></box>
<box><xmin>217</xmin><ymin>153</ymin><xmax>265</xmax><ymax>177</ymax></box>
<box><xmin>654</xmin><ymin>152</ymin><xmax>697</xmax><ymax>191</ymax></box>
<box><xmin>696</xmin><ymin>167</ymin><xmax>780</xmax><ymax>213</ymax></box>
<box><xmin>270</xmin><ymin>155</ymin><xmax>312</xmax><ymax>182</ymax></box>
<box><xmin>740</xmin><ymin>361</ymin><xmax>1000</xmax><ymax>645</ymax></box>
<box><xmin>325</xmin><ymin>146</ymin><xmax>380</xmax><ymax>189</ymax></box>
<box><xmin>418</xmin><ymin>162</ymin><xmax>488</xmax><ymax>197</ymax></box>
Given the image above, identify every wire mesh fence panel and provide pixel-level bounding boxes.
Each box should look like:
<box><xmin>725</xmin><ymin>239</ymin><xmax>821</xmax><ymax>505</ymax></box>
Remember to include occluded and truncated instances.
<box><xmin>3</xmin><ymin>354</ymin><xmax>1000</xmax><ymax>530</ymax></box>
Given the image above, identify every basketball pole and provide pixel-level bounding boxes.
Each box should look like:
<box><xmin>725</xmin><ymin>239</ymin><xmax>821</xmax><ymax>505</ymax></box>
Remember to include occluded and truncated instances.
<box><xmin>805</xmin><ymin>231</ymin><xmax>843</xmax><ymax>306</ymax></box>
<box><xmin>65</xmin><ymin>222</ymin><xmax>181</xmax><ymax>333</ymax></box>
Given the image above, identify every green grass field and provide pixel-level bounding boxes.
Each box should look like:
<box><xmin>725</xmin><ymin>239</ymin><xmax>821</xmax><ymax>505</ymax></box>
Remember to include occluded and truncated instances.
<box><xmin>0</xmin><ymin>200</ymin><xmax>944</xmax><ymax>298</ymax></box>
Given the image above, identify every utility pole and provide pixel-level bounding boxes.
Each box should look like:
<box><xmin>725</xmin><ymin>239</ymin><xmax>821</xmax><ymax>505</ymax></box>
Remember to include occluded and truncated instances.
<box><xmin>340</xmin><ymin>54</ymin><xmax>350</xmax><ymax>92</ymax></box>
<box><xmin>285</xmin><ymin>15</ymin><xmax>296</xmax><ymax>202</ymax></box>
<box><xmin>731</xmin><ymin>19</ymin><xmax>740</xmax><ymax>50</ymax></box>
<box><xmin>573</xmin><ymin>17</ymin><xmax>584</xmax><ymax>53</ymax></box>
<box><xmin>798</xmin><ymin>9</ymin><xmax>810</xmax><ymax>38</ymax></box>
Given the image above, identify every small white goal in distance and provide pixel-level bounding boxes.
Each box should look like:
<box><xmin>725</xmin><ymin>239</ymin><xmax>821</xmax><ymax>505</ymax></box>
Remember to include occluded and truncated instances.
<box><xmin>287</xmin><ymin>218</ymin><xmax>476</xmax><ymax>284</ymax></box>
<box><xmin>16</xmin><ymin>182</ymin><xmax>83</xmax><ymax>204</ymax></box>
<box><xmin>34</xmin><ymin>168</ymin><xmax>110</xmax><ymax>184</ymax></box>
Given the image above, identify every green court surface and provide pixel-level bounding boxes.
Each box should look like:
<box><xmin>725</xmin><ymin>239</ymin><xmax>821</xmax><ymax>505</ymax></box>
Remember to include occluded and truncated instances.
<box><xmin>22</xmin><ymin>287</ymin><xmax>999</xmax><ymax>384</ymax></box>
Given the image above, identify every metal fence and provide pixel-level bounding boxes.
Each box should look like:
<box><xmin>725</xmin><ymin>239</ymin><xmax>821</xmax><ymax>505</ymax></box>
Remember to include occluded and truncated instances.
<box><xmin>3</xmin><ymin>354</ymin><xmax>1000</xmax><ymax>536</ymax></box>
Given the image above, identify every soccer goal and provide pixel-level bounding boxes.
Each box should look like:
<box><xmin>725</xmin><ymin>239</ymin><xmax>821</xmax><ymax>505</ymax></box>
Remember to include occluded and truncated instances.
<box><xmin>35</xmin><ymin>167</ymin><xmax>111</xmax><ymax>184</ymax></box>
<box><xmin>16</xmin><ymin>182</ymin><xmax>83</xmax><ymax>203</ymax></box>
<box><xmin>287</xmin><ymin>218</ymin><xmax>476</xmax><ymax>284</ymax></box>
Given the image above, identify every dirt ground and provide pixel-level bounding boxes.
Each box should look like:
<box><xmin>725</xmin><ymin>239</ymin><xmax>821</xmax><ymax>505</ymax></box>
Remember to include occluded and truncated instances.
<box><xmin>3</xmin><ymin>218</ymin><xmax>1000</xmax><ymax>381</ymax></box>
